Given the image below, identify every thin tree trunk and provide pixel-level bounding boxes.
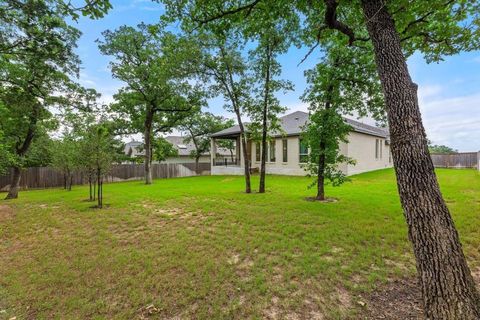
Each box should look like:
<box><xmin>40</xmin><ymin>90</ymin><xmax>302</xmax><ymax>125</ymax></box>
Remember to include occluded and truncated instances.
<box><xmin>93</xmin><ymin>175</ymin><xmax>96</xmax><ymax>201</ymax></box>
<box><xmin>233</xmin><ymin>107</ymin><xmax>251</xmax><ymax>193</ymax></box>
<box><xmin>316</xmin><ymin>84</ymin><xmax>334</xmax><ymax>201</ymax></box>
<box><xmin>144</xmin><ymin>110</ymin><xmax>154</xmax><ymax>185</ymax></box>
<box><xmin>259</xmin><ymin>43</ymin><xmax>272</xmax><ymax>194</ymax></box>
<box><xmin>89</xmin><ymin>176</ymin><xmax>93</xmax><ymax>201</ymax></box>
<box><xmin>64</xmin><ymin>173</ymin><xmax>67</xmax><ymax>190</ymax></box>
<box><xmin>97</xmin><ymin>169</ymin><xmax>102</xmax><ymax>208</ymax></box>
<box><xmin>361</xmin><ymin>0</ymin><xmax>480</xmax><ymax>318</ymax></box>
<box><xmin>5</xmin><ymin>166</ymin><xmax>21</xmax><ymax>200</ymax></box>
<box><xmin>230</xmin><ymin>149</ymin><xmax>234</xmax><ymax>162</ymax></box>
<box><xmin>316</xmin><ymin>141</ymin><xmax>326</xmax><ymax>201</ymax></box>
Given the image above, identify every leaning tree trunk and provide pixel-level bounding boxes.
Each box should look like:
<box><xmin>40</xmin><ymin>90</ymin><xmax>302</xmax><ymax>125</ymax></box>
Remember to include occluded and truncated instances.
<box><xmin>233</xmin><ymin>110</ymin><xmax>251</xmax><ymax>193</ymax></box>
<box><xmin>144</xmin><ymin>110</ymin><xmax>154</xmax><ymax>185</ymax></box>
<box><xmin>361</xmin><ymin>0</ymin><xmax>480</xmax><ymax>318</ymax></box>
<box><xmin>5</xmin><ymin>166</ymin><xmax>22</xmax><ymax>200</ymax></box>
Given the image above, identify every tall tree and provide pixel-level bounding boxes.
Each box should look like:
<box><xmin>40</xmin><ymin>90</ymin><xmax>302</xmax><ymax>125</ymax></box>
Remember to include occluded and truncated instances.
<box><xmin>162</xmin><ymin>0</ymin><xmax>480</xmax><ymax>317</ymax></box>
<box><xmin>248</xmin><ymin>28</ymin><xmax>291</xmax><ymax>193</ymax></box>
<box><xmin>302</xmin><ymin>45</ymin><xmax>384</xmax><ymax>200</ymax></box>
<box><xmin>178</xmin><ymin>111</ymin><xmax>234</xmax><ymax>172</ymax></box>
<box><xmin>99</xmin><ymin>24</ymin><xmax>204</xmax><ymax>185</ymax></box>
<box><xmin>198</xmin><ymin>32</ymin><xmax>255</xmax><ymax>193</ymax></box>
<box><xmin>0</xmin><ymin>0</ymin><xmax>110</xmax><ymax>199</ymax></box>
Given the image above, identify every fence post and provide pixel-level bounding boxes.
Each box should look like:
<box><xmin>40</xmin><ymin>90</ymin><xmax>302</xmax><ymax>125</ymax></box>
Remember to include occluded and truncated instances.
<box><xmin>477</xmin><ymin>151</ymin><xmax>480</xmax><ymax>171</ymax></box>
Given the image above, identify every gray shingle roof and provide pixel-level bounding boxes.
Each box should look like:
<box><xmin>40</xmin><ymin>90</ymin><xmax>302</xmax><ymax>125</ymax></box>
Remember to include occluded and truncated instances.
<box><xmin>210</xmin><ymin>111</ymin><xmax>389</xmax><ymax>139</ymax></box>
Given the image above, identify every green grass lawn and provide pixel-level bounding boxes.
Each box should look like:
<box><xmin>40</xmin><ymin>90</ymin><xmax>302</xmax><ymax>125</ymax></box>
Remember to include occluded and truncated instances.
<box><xmin>1</xmin><ymin>168</ymin><xmax>479</xmax><ymax>319</ymax></box>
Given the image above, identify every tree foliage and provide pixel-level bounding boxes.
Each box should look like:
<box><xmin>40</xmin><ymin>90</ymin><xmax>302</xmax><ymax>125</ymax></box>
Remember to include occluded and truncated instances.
<box><xmin>98</xmin><ymin>23</ymin><xmax>205</xmax><ymax>184</ymax></box>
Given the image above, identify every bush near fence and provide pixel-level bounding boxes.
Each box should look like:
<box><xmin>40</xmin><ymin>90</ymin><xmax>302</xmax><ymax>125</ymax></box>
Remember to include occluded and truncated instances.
<box><xmin>430</xmin><ymin>152</ymin><xmax>479</xmax><ymax>169</ymax></box>
<box><xmin>0</xmin><ymin>163</ymin><xmax>211</xmax><ymax>191</ymax></box>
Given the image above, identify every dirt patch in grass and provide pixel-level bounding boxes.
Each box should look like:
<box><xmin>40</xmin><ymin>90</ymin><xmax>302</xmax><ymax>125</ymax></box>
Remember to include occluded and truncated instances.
<box><xmin>304</xmin><ymin>197</ymin><xmax>339</xmax><ymax>203</ymax></box>
<box><xmin>0</xmin><ymin>204</ymin><xmax>15</xmax><ymax>222</ymax></box>
<box><xmin>362</xmin><ymin>267</ymin><xmax>480</xmax><ymax>319</ymax></box>
<box><xmin>362</xmin><ymin>278</ymin><xmax>422</xmax><ymax>319</ymax></box>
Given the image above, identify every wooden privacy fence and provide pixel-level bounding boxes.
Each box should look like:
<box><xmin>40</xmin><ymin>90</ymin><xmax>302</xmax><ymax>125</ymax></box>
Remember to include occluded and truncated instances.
<box><xmin>431</xmin><ymin>152</ymin><xmax>479</xmax><ymax>169</ymax></box>
<box><xmin>0</xmin><ymin>163</ymin><xmax>211</xmax><ymax>191</ymax></box>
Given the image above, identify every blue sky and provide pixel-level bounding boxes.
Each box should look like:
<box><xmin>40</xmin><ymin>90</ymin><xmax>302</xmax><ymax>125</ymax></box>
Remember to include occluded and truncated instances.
<box><xmin>75</xmin><ymin>0</ymin><xmax>480</xmax><ymax>152</ymax></box>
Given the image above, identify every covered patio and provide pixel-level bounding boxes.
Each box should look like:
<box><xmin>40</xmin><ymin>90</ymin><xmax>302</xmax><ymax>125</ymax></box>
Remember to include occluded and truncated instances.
<box><xmin>210</xmin><ymin>126</ymin><xmax>249</xmax><ymax>175</ymax></box>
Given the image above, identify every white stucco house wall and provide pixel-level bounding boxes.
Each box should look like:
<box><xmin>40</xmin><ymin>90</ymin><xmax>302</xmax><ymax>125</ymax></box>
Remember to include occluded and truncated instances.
<box><xmin>210</xmin><ymin>111</ymin><xmax>392</xmax><ymax>176</ymax></box>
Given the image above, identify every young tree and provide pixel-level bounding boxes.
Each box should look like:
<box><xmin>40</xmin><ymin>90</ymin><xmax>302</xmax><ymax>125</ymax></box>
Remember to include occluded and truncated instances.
<box><xmin>0</xmin><ymin>0</ymin><xmax>110</xmax><ymax>200</ymax></box>
<box><xmin>162</xmin><ymin>1</ymin><xmax>480</xmax><ymax>316</ymax></box>
<box><xmin>248</xmin><ymin>29</ymin><xmax>292</xmax><ymax>193</ymax></box>
<box><xmin>50</xmin><ymin>137</ymin><xmax>80</xmax><ymax>191</ymax></box>
<box><xmin>81</xmin><ymin>122</ymin><xmax>122</xmax><ymax>208</ymax></box>
<box><xmin>99</xmin><ymin>24</ymin><xmax>204</xmax><ymax>185</ymax></box>
<box><xmin>302</xmin><ymin>46</ymin><xmax>384</xmax><ymax>201</ymax></box>
<box><xmin>178</xmin><ymin>111</ymin><xmax>234</xmax><ymax>172</ymax></box>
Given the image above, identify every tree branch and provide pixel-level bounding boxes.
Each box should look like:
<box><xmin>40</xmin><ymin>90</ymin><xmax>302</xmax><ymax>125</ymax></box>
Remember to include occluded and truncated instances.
<box><xmin>194</xmin><ymin>0</ymin><xmax>262</xmax><ymax>24</ymax></box>
<box><xmin>323</xmin><ymin>0</ymin><xmax>369</xmax><ymax>46</ymax></box>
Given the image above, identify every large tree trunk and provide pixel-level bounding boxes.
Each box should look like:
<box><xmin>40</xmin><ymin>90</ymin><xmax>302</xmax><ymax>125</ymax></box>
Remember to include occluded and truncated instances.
<box><xmin>361</xmin><ymin>0</ymin><xmax>480</xmax><ymax>318</ymax></box>
<box><xmin>144</xmin><ymin>111</ymin><xmax>154</xmax><ymax>185</ymax></box>
<box><xmin>5</xmin><ymin>103</ymin><xmax>38</xmax><ymax>200</ymax></box>
<box><xmin>5</xmin><ymin>166</ymin><xmax>22</xmax><ymax>200</ymax></box>
<box><xmin>195</xmin><ymin>156</ymin><xmax>200</xmax><ymax>173</ymax></box>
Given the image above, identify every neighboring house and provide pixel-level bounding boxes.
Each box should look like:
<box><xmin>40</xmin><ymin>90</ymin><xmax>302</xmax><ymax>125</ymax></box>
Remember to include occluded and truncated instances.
<box><xmin>124</xmin><ymin>140</ymin><xmax>144</xmax><ymax>161</ymax></box>
<box><xmin>124</xmin><ymin>137</ymin><xmax>232</xmax><ymax>164</ymax></box>
<box><xmin>210</xmin><ymin>111</ymin><xmax>393</xmax><ymax>176</ymax></box>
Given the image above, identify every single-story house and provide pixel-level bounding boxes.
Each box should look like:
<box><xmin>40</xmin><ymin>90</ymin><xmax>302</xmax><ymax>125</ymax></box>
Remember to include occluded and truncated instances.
<box><xmin>210</xmin><ymin>111</ymin><xmax>392</xmax><ymax>176</ymax></box>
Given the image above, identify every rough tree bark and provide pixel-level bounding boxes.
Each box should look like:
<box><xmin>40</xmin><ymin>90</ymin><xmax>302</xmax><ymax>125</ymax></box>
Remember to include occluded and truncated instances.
<box><xmin>360</xmin><ymin>0</ymin><xmax>480</xmax><ymax>318</ymax></box>
<box><xmin>5</xmin><ymin>167</ymin><xmax>22</xmax><ymax>200</ymax></box>
<box><xmin>144</xmin><ymin>110</ymin><xmax>154</xmax><ymax>185</ymax></box>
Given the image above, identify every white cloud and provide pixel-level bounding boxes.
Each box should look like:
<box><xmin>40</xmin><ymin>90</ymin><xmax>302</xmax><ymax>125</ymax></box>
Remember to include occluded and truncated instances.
<box><xmin>418</xmin><ymin>84</ymin><xmax>443</xmax><ymax>105</ymax></box>
<box><xmin>420</xmin><ymin>93</ymin><xmax>480</xmax><ymax>152</ymax></box>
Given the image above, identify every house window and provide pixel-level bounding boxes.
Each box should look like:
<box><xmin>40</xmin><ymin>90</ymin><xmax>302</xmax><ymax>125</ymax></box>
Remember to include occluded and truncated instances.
<box><xmin>375</xmin><ymin>139</ymin><xmax>383</xmax><ymax>160</ymax></box>
<box><xmin>282</xmin><ymin>139</ymin><xmax>288</xmax><ymax>162</ymax></box>
<box><xmin>269</xmin><ymin>141</ymin><xmax>276</xmax><ymax>162</ymax></box>
<box><xmin>256</xmin><ymin>142</ymin><xmax>261</xmax><ymax>162</ymax></box>
<box><xmin>299</xmin><ymin>139</ymin><xmax>308</xmax><ymax>163</ymax></box>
